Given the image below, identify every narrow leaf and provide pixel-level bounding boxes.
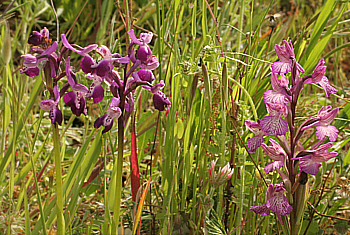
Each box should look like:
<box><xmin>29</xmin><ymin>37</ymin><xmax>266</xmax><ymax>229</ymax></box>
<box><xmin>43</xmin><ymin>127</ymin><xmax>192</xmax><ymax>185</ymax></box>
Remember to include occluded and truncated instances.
<box><xmin>133</xmin><ymin>177</ymin><xmax>151</xmax><ymax>235</ymax></box>
<box><xmin>130</xmin><ymin>120</ymin><xmax>140</xmax><ymax>202</ymax></box>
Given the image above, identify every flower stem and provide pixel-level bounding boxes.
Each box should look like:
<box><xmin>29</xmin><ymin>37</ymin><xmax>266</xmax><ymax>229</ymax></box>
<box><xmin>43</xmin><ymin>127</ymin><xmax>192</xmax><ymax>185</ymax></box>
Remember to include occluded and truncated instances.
<box><xmin>113</xmin><ymin>116</ymin><xmax>124</xmax><ymax>231</ymax></box>
<box><xmin>53</xmin><ymin>124</ymin><xmax>65</xmax><ymax>235</ymax></box>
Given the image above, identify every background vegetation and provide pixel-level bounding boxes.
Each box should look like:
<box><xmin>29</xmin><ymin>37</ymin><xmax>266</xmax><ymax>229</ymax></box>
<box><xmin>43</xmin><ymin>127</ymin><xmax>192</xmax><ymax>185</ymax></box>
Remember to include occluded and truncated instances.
<box><xmin>1</xmin><ymin>0</ymin><xmax>350</xmax><ymax>234</ymax></box>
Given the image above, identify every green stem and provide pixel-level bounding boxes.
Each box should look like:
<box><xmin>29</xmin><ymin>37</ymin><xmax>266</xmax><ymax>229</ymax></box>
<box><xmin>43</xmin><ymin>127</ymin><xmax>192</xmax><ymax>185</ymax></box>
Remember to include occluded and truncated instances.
<box><xmin>113</xmin><ymin>116</ymin><xmax>124</xmax><ymax>231</ymax></box>
<box><xmin>53</xmin><ymin>124</ymin><xmax>65</xmax><ymax>235</ymax></box>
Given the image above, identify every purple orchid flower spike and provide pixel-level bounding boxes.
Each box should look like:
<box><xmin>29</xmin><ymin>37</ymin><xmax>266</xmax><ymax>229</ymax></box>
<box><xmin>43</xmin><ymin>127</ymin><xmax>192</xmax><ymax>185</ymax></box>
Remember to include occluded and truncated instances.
<box><xmin>292</xmin><ymin>142</ymin><xmax>338</xmax><ymax>175</ymax></box>
<box><xmin>261</xmin><ymin>139</ymin><xmax>286</xmax><ymax>174</ymax></box>
<box><xmin>63</xmin><ymin>57</ymin><xmax>89</xmax><ymax>116</ymax></box>
<box><xmin>40</xmin><ymin>85</ymin><xmax>63</xmax><ymax>125</ymax></box>
<box><xmin>260</xmin><ymin>103</ymin><xmax>289</xmax><ymax>137</ymax></box>
<box><xmin>301</xmin><ymin>106</ymin><xmax>339</xmax><ymax>142</ymax></box>
<box><xmin>21</xmin><ymin>41</ymin><xmax>59</xmax><ymax>78</ymax></box>
<box><xmin>245</xmin><ymin>119</ymin><xmax>267</xmax><ymax>154</ymax></box>
<box><xmin>263</xmin><ymin>73</ymin><xmax>291</xmax><ymax>106</ymax></box>
<box><xmin>250</xmin><ymin>183</ymin><xmax>292</xmax><ymax>224</ymax></box>
<box><xmin>272</xmin><ymin>40</ymin><xmax>305</xmax><ymax>74</ymax></box>
<box><xmin>86</xmin><ymin>73</ymin><xmax>104</xmax><ymax>103</ymax></box>
<box><xmin>94</xmin><ymin>97</ymin><xmax>122</xmax><ymax>133</ymax></box>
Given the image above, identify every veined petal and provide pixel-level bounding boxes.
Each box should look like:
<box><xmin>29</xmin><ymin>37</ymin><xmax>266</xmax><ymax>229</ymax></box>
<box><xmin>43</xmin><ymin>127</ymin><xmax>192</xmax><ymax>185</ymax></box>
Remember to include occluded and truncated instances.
<box><xmin>250</xmin><ymin>204</ymin><xmax>270</xmax><ymax>216</ymax></box>
<box><xmin>306</xmin><ymin>59</ymin><xmax>326</xmax><ymax>84</ymax></box>
<box><xmin>275</xmin><ymin>44</ymin><xmax>290</xmax><ymax>62</ymax></box>
<box><xmin>263</xmin><ymin>90</ymin><xmax>289</xmax><ymax>106</ymax></box>
<box><xmin>316</xmin><ymin>125</ymin><xmax>338</xmax><ymax>142</ymax></box>
<box><xmin>271</xmin><ymin>62</ymin><xmax>291</xmax><ymax>74</ymax></box>
<box><xmin>22</xmin><ymin>54</ymin><xmax>38</xmax><ymax>67</ymax></box>
<box><xmin>247</xmin><ymin>135</ymin><xmax>264</xmax><ymax>154</ymax></box>
<box><xmin>261</xmin><ymin>139</ymin><xmax>285</xmax><ymax>161</ymax></box>
<box><xmin>261</xmin><ymin>116</ymin><xmax>288</xmax><ymax>136</ymax></box>
<box><xmin>266</xmin><ymin>192</ymin><xmax>292</xmax><ymax>216</ymax></box>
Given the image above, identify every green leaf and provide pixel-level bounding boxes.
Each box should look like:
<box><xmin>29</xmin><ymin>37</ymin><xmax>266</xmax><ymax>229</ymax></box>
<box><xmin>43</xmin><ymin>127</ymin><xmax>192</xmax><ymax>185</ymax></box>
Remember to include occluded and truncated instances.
<box><xmin>301</xmin><ymin>0</ymin><xmax>338</xmax><ymax>67</ymax></box>
<box><xmin>0</xmin><ymin>78</ymin><xmax>42</xmax><ymax>177</ymax></box>
<box><xmin>303</xmin><ymin>4</ymin><xmax>345</xmax><ymax>73</ymax></box>
<box><xmin>174</xmin><ymin>118</ymin><xmax>184</xmax><ymax>139</ymax></box>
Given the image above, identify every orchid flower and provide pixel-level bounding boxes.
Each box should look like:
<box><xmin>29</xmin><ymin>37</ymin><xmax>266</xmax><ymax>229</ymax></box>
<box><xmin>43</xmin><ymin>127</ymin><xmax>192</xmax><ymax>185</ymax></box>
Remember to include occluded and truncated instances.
<box><xmin>94</xmin><ymin>97</ymin><xmax>122</xmax><ymax>133</ymax></box>
<box><xmin>63</xmin><ymin>57</ymin><xmax>89</xmax><ymax>116</ymax></box>
<box><xmin>301</xmin><ymin>106</ymin><xmax>339</xmax><ymax>142</ymax></box>
<box><xmin>261</xmin><ymin>139</ymin><xmax>286</xmax><ymax>174</ymax></box>
<box><xmin>250</xmin><ymin>183</ymin><xmax>292</xmax><ymax>224</ymax></box>
<box><xmin>127</xmin><ymin>30</ymin><xmax>159</xmax><ymax>71</ymax></box>
<box><xmin>291</xmin><ymin>142</ymin><xmax>338</xmax><ymax>175</ymax></box>
<box><xmin>86</xmin><ymin>73</ymin><xmax>104</xmax><ymax>103</ymax></box>
<box><xmin>245</xmin><ymin>120</ymin><xmax>267</xmax><ymax>154</ymax></box>
<box><xmin>260</xmin><ymin>103</ymin><xmax>289</xmax><ymax>137</ymax></box>
<box><xmin>61</xmin><ymin>34</ymin><xmax>129</xmax><ymax>78</ymax></box>
<box><xmin>28</xmin><ymin>27</ymin><xmax>50</xmax><ymax>46</ymax></box>
<box><xmin>21</xmin><ymin>41</ymin><xmax>59</xmax><ymax>78</ymax></box>
<box><xmin>40</xmin><ymin>85</ymin><xmax>63</xmax><ymax>125</ymax></box>
<box><xmin>150</xmin><ymin>81</ymin><xmax>171</xmax><ymax>111</ymax></box>
<box><xmin>263</xmin><ymin>73</ymin><xmax>291</xmax><ymax>106</ymax></box>
<box><xmin>271</xmin><ymin>40</ymin><xmax>304</xmax><ymax>74</ymax></box>
<box><xmin>304</xmin><ymin>59</ymin><xmax>338</xmax><ymax>97</ymax></box>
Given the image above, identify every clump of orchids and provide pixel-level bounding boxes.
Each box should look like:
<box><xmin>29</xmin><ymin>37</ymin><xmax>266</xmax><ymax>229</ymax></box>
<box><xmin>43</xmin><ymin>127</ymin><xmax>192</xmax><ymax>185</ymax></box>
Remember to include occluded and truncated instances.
<box><xmin>21</xmin><ymin>27</ymin><xmax>170</xmax><ymax>233</ymax></box>
<box><xmin>21</xmin><ymin>27</ymin><xmax>171</xmax><ymax>129</ymax></box>
<box><xmin>245</xmin><ymin>40</ymin><xmax>338</xmax><ymax>233</ymax></box>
